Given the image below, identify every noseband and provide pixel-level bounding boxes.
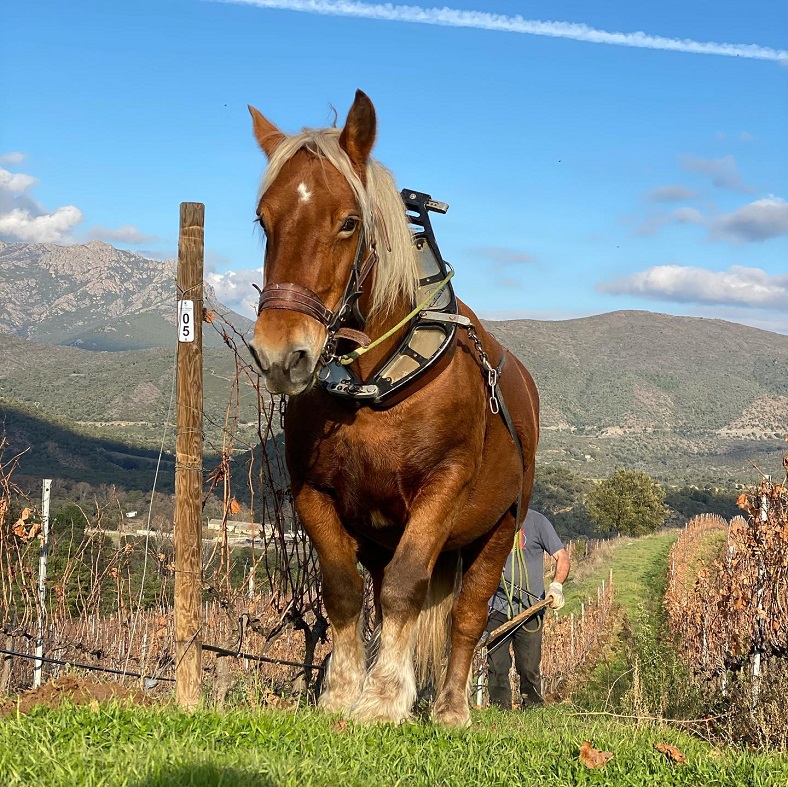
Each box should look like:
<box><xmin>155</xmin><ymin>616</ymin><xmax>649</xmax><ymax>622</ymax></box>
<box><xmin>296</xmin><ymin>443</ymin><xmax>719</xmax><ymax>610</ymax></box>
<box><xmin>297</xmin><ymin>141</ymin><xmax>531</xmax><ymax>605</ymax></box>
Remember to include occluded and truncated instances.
<box><xmin>255</xmin><ymin>232</ymin><xmax>378</xmax><ymax>350</ymax></box>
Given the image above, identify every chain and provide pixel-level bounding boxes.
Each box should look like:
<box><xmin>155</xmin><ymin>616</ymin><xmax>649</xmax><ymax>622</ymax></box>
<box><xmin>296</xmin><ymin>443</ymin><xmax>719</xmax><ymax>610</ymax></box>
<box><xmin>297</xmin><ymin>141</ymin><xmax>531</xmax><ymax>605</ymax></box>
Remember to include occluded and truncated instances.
<box><xmin>463</xmin><ymin>324</ymin><xmax>500</xmax><ymax>414</ymax></box>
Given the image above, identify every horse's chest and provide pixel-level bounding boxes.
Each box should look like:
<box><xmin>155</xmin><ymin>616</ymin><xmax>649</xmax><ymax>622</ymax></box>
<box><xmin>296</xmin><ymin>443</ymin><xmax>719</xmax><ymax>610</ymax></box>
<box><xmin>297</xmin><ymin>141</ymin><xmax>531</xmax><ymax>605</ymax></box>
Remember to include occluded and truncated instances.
<box><xmin>312</xmin><ymin>426</ymin><xmax>414</xmax><ymax>522</ymax></box>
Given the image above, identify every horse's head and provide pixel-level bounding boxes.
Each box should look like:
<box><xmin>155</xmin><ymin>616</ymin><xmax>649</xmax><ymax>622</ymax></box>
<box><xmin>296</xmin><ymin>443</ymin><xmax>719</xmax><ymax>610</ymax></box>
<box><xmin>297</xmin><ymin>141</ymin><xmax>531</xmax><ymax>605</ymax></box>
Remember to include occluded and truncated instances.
<box><xmin>247</xmin><ymin>90</ymin><xmax>379</xmax><ymax>396</ymax></box>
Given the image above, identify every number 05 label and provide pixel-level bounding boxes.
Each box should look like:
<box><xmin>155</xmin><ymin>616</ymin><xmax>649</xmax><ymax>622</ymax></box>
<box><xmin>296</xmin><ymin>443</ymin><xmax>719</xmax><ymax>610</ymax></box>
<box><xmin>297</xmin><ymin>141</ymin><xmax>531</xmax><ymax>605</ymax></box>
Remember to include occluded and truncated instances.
<box><xmin>178</xmin><ymin>300</ymin><xmax>195</xmax><ymax>343</ymax></box>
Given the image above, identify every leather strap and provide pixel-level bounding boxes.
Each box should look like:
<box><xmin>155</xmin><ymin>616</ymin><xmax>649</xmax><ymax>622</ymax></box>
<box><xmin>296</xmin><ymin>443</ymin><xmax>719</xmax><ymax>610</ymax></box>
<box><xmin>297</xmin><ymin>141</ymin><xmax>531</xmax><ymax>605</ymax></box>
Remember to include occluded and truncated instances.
<box><xmin>496</xmin><ymin>352</ymin><xmax>526</xmax><ymax>529</ymax></box>
<box><xmin>256</xmin><ymin>241</ymin><xmax>378</xmax><ymax>333</ymax></box>
<box><xmin>334</xmin><ymin>327</ymin><xmax>371</xmax><ymax>347</ymax></box>
<box><xmin>257</xmin><ymin>282</ymin><xmax>333</xmax><ymax>326</ymax></box>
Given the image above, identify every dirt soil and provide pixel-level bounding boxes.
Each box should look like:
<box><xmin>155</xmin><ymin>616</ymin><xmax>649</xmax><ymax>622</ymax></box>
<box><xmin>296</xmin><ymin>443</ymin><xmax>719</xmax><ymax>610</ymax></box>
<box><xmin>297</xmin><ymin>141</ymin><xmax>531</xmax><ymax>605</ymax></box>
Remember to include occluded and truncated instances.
<box><xmin>0</xmin><ymin>675</ymin><xmax>150</xmax><ymax>716</ymax></box>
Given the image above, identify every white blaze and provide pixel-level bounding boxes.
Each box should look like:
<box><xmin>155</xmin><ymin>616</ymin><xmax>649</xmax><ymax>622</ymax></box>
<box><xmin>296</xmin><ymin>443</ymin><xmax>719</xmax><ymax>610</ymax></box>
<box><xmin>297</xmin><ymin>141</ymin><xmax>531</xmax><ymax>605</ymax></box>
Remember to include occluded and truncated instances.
<box><xmin>297</xmin><ymin>182</ymin><xmax>312</xmax><ymax>203</ymax></box>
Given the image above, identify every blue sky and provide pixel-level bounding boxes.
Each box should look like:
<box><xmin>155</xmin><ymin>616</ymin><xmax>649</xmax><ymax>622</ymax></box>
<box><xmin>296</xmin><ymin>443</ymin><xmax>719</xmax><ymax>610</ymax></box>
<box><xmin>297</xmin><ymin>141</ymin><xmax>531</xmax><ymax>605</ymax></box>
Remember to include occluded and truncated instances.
<box><xmin>2</xmin><ymin>0</ymin><xmax>787</xmax><ymax>332</ymax></box>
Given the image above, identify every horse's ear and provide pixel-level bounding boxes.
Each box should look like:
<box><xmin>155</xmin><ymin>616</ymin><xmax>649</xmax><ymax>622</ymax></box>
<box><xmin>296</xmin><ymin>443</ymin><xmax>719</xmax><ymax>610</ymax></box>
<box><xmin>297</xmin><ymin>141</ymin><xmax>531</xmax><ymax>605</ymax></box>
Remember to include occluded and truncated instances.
<box><xmin>339</xmin><ymin>90</ymin><xmax>376</xmax><ymax>168</ymax></box>
<box><xmin>248</xmin><ymin>105</ymin><xmax>285</xmax><ymax>159</ymax></box>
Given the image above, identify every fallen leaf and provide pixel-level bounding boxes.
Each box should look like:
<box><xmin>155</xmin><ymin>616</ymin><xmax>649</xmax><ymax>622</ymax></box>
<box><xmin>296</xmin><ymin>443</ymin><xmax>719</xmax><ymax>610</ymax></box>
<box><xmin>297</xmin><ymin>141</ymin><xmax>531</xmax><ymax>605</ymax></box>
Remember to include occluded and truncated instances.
<box><xmin>655</xmin><ymin>743</ymin><xmax>686</xmax><ymax>764</ymax></box>
<box><xmin>229</xmin><ymin>498</ymin><xmax>241</xmax><ymax>515</ymax></box>
<box><xmin>331</xmin><ymin>719</ymin><xmax>350</xmax><ymax>733</ymax></box>
<box><xmin>579</xmin><ymin>741</ymin><xmax>614</xmax><ymax>769</ymax></box>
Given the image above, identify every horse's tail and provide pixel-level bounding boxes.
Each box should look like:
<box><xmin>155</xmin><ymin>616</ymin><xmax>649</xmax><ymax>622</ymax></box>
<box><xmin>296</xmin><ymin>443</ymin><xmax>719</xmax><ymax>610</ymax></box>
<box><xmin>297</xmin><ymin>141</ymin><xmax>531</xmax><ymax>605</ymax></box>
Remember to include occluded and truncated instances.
<box><xmin>413</xmin><ymin>550</ymin><xmax>462</xmax><ymax>692</ymax></box>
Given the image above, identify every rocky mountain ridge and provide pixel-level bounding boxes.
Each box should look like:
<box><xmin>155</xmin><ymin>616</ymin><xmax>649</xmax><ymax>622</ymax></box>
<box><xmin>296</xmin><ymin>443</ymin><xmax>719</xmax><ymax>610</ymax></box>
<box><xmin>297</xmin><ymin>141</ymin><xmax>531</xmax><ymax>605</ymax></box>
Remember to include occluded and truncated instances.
<box><xmin>0</xmin><ymin>240</ymin><xmax>786</xmax><ymax>484</ymax></box>
<box><xmin>0</xmin><ymin>240</ymin><xmax>250</xmax><ymax>350</ymax></box>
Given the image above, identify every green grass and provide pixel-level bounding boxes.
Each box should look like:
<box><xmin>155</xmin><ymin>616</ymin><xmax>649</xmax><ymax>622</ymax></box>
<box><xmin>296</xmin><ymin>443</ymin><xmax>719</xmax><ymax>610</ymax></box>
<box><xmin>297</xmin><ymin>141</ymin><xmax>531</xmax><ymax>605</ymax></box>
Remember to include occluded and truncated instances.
<box><xmin>565</xmin><ymin>532</ymin><xmax>677</xmax><ymax>623</ymax></box>
<box><xmin>1</xmin><ymin>702</ymin><xmax>786</xmax><ymax>787</ymax></box>
<box><xmin>2</xmin><ymin>530</ymin><xmax>782</xmax><ymax>785</ymax></box>
<box><xmin>562</xmin><ymin>532</ymin><xmax>688</xmax><ymax>711</ymax></box>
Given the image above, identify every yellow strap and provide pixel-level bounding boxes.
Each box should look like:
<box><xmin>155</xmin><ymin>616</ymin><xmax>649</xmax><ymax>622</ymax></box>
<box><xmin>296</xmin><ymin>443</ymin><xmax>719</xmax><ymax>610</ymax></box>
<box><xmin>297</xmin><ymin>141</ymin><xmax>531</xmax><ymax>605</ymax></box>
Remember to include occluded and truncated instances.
<box><xmin>337</xmin><ymin>270</ymin><xmax>455</xmax><ymax>366</ymax></box>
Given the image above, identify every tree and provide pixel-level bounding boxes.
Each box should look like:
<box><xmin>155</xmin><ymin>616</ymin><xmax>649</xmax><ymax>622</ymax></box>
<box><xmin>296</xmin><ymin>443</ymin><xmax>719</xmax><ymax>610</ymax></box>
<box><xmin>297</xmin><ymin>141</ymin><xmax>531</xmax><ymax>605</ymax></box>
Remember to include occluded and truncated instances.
<box><xmin>586</xmin><ymin>469</ymin><xmax>667</xmax><ymax>536</ymax></box>
<box><xmin>530</xmin><ymin>465</ymin><xmax>597</xmax><ymax>540</ymax></box>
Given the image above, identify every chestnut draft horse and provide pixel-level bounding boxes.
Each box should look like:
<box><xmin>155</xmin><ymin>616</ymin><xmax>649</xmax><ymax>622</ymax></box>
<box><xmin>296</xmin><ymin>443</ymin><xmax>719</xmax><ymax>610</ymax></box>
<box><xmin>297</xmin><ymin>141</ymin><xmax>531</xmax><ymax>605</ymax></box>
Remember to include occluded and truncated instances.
<box><xmin>247</xmin><ymin>91</ymin><xmax>539</xmax><ymax>726</ymax></box>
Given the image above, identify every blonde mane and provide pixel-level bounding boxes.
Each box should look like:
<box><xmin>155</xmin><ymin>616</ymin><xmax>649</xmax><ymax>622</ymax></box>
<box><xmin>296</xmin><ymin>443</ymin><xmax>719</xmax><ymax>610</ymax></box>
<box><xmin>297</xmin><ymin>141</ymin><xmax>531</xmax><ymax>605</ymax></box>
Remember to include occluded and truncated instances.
<box><xmin>258</xmin><ymin>127</ymin><xmax>419</xmax><ymax>316</ymax></box>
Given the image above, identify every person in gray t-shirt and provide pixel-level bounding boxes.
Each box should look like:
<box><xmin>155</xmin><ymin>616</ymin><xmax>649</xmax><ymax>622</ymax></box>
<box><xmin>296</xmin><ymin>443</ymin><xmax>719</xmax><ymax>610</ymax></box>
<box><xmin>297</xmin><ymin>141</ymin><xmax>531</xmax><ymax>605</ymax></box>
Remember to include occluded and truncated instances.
<box><xmin>486</xmin><ymin>509</ymin><xmax>570</xmax><ymax>709</ymax></box>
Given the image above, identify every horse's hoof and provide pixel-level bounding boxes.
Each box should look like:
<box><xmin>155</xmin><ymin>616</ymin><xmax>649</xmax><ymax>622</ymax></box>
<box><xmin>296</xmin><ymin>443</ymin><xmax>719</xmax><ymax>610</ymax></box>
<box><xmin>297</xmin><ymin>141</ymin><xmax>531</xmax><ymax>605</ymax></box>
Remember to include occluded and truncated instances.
<box><xmin>350</xmin><ymin>695</ymin><xmax>410</xmax><ymax>724</ymax></box>
<box><xmin>432</xmin><ymin>699</ymin><xmax>471</xmax><ymax>727</ymax></box>
<box><xmin>318</xmin><ymin>689</ymin><xmax>360</xmax><ymax>714</ymax></box>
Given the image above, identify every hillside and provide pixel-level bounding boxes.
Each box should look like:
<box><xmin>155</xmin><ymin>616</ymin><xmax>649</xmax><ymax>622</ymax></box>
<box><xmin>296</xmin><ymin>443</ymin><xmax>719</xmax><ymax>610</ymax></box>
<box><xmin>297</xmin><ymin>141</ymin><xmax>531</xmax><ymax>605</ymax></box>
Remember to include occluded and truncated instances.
<box><xmin>489</xmin><ymin>310</ymin><xmax>788</xmax><ymax>437</ymax></box>
<box><xmin>0</xmin><ymin>238</ymin><xmax>785</xmax><ymax>487</ymax></box>
<box><xmin>0</xmin><ymin>311</ymin><xmax>784</xmax><ymax>485</ymax></box>
<box><xmin>0</xmin><ymin>240</ymin><xmax>253</xmax><ymax>350</ymax></box>
<box><xmin>487</xmin><ymin>311</ymin><xmax>788</xmax><ymax>481</ymax></box>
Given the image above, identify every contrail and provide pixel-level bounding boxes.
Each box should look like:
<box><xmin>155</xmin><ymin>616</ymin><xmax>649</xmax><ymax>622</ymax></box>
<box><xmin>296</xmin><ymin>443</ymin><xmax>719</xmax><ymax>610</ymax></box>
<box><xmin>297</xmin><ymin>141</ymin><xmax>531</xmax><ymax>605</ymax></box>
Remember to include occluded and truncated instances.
<box><xmin>213</xmin><ymin>0</ymin><xmax>788</xmax><ymax>62</ymax></box>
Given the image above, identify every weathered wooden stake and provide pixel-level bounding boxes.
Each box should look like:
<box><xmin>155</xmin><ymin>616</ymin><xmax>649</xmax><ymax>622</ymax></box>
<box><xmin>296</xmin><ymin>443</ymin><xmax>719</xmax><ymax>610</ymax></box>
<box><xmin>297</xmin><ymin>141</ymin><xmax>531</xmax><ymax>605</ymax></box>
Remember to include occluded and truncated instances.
<box><xmin>174</xmin><ymin>202</ymin><xmax>204</xmax><ymax>709</ymax></box>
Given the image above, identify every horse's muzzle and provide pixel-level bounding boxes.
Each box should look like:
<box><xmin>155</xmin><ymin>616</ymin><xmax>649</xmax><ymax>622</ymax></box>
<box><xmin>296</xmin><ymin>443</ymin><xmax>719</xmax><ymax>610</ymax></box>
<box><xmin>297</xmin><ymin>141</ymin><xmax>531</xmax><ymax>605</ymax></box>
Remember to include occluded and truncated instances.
<box><xmin>249</xmin><ymin>340</ymin><xmax>317</xmax><ymax>396</ymax></box>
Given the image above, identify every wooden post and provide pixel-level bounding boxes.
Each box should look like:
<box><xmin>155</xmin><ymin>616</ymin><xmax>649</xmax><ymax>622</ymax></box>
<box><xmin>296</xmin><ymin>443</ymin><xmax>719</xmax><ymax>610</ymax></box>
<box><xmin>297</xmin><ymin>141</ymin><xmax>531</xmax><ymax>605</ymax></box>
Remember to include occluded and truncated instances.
<box><xmin>174</xmin><ymin>202</ymin><xmax>204</xmax><ymax>709</ymax></box>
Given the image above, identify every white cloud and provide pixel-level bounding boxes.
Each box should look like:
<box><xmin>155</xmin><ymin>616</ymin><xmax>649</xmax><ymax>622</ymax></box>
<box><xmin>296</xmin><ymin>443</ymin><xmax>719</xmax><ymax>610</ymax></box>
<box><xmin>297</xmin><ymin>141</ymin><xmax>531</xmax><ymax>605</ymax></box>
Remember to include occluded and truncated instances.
<box><xmin>0</xmin><ymin>164</ymin><xmax>81</xmax><ymax>243</ymax></box>
<box><xmin>474</xmin><ymin>247</ymin><xmax>535</xmax><ymax>272</ymax></box>
<box><xmin>85</xmin><ymin>224</ymin><xmax>161</xmax><ymax>245</ymax></box>
<box><xmin>0</xmin><ymin>164</ymin><xmax>160</xmax><ymax>247</ymax></box>
<box><xmin>634</xmin><ymin>195</ymin><xmax>788</xmax><ymax>244</ymax></box>
<box><xmin>0</xmin><ymin>152</ymin><xmax>27</xmax><ymax>165</ymax></box>
<box><xmin>0</xmin><ymin>168</ymin><xmax>38</xmax><ymax>194</ymax></box>
<box><xmin>672</xmin><ymin>207</ymin><xmax>704</xmax><ymax>224</ymax></box>
<box><xmin>206</xmin><ymin>264</ymin><xmax>264</xmax><ymax>317</ymax></box>
<box><xmin>0</xmin><ymin>205</ymin><xmax>83</xmax><ymax>243</ymax></box>
<box><xmin>215</xmin><ymin>0</ymin><xmax>788</xmax><ymax>61</ymax></box>
<box><xmin>600</xmin><ymin>264</ymin><xmax>788</xmax><ymax>310</ymax></box>
<box><xmin>644</xmin><ymin>185</ymin><xmax>697</xmax><ymax>203</ymax></box>
<box><xmin>636</xmin><ymin>207</ymin><xmax>704</xmax><ymax>236</ymax></box>
<box><xmin>680</xmin><ymin>154</ymin><xmax>752</xmax><ymax>193</ymax></box>
<box><xmin>712</xmin><ymin>196</ymin><xmax>788</xmax><ymax>243</ymax></box>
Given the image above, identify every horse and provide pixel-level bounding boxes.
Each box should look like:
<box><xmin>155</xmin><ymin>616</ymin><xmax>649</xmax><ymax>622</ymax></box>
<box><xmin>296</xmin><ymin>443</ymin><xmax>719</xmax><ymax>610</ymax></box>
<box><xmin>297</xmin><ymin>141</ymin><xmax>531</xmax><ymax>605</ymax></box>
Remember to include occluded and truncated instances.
<box><xmin>247</xmin><ymin>90</ymin><xmax>539</xmax><ymax>726</ymax></box>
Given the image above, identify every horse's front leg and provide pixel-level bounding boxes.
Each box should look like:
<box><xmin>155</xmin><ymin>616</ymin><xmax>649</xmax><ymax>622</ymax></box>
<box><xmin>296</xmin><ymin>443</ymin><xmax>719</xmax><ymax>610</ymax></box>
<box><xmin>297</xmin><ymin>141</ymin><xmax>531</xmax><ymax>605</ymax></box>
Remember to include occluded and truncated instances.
<box><xmin>351</xmin><ymin>469</ymin><xmax>470</xmax><ymax>724</ymax></box>
<box><xmin>296</xmin><ymin>486</ymin><xmax>365</xmax><ymax>713</ymax></box>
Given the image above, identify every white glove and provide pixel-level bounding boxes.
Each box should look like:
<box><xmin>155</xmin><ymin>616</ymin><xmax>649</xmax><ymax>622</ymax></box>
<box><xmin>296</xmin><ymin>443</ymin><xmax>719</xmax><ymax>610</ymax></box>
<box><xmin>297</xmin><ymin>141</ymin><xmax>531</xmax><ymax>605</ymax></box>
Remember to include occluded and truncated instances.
<box><xmin>548</xmin><ymin>581</ymin><xmax>565</xmax><ymax>610</ymax></box>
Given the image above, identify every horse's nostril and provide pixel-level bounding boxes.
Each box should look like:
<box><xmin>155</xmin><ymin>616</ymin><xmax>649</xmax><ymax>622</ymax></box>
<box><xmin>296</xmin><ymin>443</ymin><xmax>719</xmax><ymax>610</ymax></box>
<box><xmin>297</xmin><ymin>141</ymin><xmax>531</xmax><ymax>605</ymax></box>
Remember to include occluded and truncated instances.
<box><xmin>249</xmin><ymin>345</ymin><xmax>269</xmax><ymax>373</ymax></box>
<box><xmin>285</xmin><ymin>349</ymin><xmax>308</xmax><ymax>372</ymax></box>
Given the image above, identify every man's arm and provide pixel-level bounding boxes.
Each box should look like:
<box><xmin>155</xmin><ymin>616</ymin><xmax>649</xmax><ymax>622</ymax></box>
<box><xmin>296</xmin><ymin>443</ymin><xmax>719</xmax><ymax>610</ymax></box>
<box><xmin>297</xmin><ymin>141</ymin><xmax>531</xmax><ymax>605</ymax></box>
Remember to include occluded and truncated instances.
<box><xmin>552</xmin><ymin>547</ymin><xmax>570</xmax><ymax>585</ymax></box>
<box><xmin>547</xmin><ymin>547</ymin><xmax>570</xmax><ymax>610</ymax></box>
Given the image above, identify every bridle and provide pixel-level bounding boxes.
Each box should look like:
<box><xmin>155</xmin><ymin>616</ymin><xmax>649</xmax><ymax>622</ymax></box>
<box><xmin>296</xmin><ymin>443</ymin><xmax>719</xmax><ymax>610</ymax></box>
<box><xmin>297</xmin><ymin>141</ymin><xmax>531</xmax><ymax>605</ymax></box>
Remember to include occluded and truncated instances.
<box><xmin>253</xmin><ymin>229</ymin><xmax>379</xmax><ymax>362</ymax></box>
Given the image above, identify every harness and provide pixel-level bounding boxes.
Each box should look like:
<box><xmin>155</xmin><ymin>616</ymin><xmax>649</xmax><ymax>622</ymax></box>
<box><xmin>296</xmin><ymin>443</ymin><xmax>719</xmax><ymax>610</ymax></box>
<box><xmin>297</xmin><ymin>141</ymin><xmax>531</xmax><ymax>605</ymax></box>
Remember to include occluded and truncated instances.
<box><xmin>255</xmin><ymin>187</ymin><xmax>526</xmax><ymax>500</ymax></box>
<box><xmin>254</xmin><ymin>228</ymin><xmax>379</xmax><ymax>351</ymax></box>
<box><xmin>317</xmin><ymin>190</ymin><xmax>465</xmax><ymax>406</ymax></box>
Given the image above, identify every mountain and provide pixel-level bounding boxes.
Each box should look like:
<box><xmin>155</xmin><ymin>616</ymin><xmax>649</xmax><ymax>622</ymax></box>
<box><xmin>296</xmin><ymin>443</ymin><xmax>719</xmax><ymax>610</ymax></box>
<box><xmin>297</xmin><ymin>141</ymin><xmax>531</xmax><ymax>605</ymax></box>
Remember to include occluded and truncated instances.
<box><xmin>486</xmin><ymin>311</ymin><xmax>788</xmax><ymax>481</ymax></box>
<box><xmin>489</xmin><ymin>310</ymin><xmax>788</xmax><ymax>437</ymax></box>
<box><xmin>0</xmin><ymin>240</ymin><xmax>253</xmax><ymax>350</ymax></box>
<box><xmin>0</xmin><ymin>238</ymin><xmax>785</xmax><ymax>487</ymax></box>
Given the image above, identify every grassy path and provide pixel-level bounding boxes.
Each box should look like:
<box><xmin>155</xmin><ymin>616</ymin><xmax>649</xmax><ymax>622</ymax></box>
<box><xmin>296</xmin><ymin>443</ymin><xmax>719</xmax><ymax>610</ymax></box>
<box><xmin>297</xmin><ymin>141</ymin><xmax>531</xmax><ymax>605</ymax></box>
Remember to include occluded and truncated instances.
<box><xmin>565</xmin><ymin>532</ymin><xmax>678</xmax><ymax>623</ymax></box>
<box><xmin>1</xmin><ymin>701</ymin><xmax>787</xmax><ymax>786</ymax></box>
<box><xmin>3</xmin><ymin>530</ymin><xmax>786</xmax><ymax>786</ymax></box>
<box><xmin>559</xmin><ymin>533</ymin><xmax>682</xmax><ymax>712</ymax></box>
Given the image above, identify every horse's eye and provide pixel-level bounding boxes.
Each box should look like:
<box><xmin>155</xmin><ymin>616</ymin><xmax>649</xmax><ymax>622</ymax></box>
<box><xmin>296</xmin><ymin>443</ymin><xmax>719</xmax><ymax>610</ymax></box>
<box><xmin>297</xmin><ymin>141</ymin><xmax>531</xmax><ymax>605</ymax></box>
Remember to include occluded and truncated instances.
<box><xmin>257</xmin><ymin>216</ymin><xmax>268</xmax><ymax>233</ymax></box>
<box><xmin>340</xmin><ymin>217</ymin><xmax>359</xmax><ymax>234</ymax></box>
